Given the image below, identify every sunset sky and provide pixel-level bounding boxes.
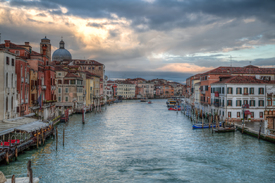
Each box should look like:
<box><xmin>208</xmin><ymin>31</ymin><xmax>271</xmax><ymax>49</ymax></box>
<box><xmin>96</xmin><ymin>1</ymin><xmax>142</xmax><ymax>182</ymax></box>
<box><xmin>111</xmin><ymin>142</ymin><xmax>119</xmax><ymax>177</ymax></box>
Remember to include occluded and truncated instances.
<box><xmin>0</xmin><ymin>0</ymin><xmax>274</xmax><ymax>83</ymax></box>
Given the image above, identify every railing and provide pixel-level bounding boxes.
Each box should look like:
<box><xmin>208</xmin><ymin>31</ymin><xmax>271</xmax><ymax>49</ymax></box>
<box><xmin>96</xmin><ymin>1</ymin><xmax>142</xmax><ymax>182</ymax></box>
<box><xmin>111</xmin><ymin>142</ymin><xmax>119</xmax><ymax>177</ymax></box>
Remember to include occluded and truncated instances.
<box><xmin>21</xmin><ymin>77</ymin><xmax>24</xmax><ymax>83</ymax></box>
<box><xmin>42</xmin><ymin>85</ymin><xmax>46</xmax><ymax>90</ymax></box>
<box><xmin>243</xmin><ymin>93</ymin><xmax>248</xmax><ymax>95</ymax></box>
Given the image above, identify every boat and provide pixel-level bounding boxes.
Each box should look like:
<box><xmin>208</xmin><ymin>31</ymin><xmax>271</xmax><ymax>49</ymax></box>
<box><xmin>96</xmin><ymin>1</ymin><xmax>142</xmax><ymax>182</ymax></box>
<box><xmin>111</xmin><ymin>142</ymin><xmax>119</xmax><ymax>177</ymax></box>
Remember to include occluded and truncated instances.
<box><xmin>166</xmin><ymin>98</ymin><xmax>177</xmax><ymax>107</ymax></box>
<box><xmin>192</xmin><ymin>122</ymin><xmax>222</xmax><ymax>129</ymax></box>
<box><xmin>140</xmin><ymin>97</ymin><xmax>148</xmax><ymax>102</ymax></box>
<box><xmin>168</xmin><ymin>107</ymin><xmax>181</xmax><ymax>111</ymax></box>
<box><xmin>148</xmin><ymin>101</ymin><xmax>152</xmax><ymax>104</ymax></box>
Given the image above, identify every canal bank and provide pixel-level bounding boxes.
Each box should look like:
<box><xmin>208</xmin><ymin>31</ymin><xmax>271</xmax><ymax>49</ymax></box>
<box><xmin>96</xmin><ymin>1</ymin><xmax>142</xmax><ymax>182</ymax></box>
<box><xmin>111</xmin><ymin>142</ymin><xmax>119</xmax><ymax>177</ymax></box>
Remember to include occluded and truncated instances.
<box><xmin>0</xmin><ymin>99</ymin><xmax>275</xmax><ymax>182</ymax></box>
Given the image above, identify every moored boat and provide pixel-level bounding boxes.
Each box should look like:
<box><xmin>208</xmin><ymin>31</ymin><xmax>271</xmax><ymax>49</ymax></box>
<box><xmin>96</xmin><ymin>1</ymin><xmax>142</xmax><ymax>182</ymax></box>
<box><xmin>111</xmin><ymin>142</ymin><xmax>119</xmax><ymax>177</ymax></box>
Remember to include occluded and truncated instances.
<box><xmin>192</xmin><ymin>122</ymin><xmax>221</xmax><ymax>129</ymax></box>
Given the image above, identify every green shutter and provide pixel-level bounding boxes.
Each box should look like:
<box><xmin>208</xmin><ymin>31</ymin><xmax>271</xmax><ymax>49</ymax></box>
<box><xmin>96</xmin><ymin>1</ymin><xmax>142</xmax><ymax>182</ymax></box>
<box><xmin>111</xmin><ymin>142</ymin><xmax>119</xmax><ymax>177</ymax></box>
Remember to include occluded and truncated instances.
<box><xmin>263</xmin><ymin>100</ymin><xmax>264</xmax><ymax>106</ymax></box>
<box><xmin>262</xmin><ymin>88</ymin><xmax>264</xmax><ymax>94</ymax></box>
<box><xmin>227</xmin><ymin>88</ymin><xmax>229</xmax><ymax>94</ymax></box>
<box><xmin>240</xmin><ymin>88</ymin><xmax>242</xmax><ymax>94</ymax></box>
<box><xmin>236</xmin><ymin>100</ymin><xmax>238</xmax><ymax>106</ymax></box>
<box><xmin>249</xmin><ymin>88</ymin><xmax>251</xmax><ymax>94</ymax></box>
<box><xmin>258</xmin><ymin>100</ymin><xmax>260</xmax><ymax>106</ymax></box>
<box><xmin>236</xmin><ymin>88</ymin><xmax>238</xmax><ymax>94</ymax></box>
<box><xmin>258</xmin><ymin>88</ymin><xmax>260</xmax><ymax>95</ymax></box>
<box><xmin>249</xmin><ymin>100</ymin><xmax>251</xmax><ymax>106</ymax></box>
<box><xmin>227</xmin><ymin>100</ymin><xmax>228</xmax><ymax>106</ymax></box>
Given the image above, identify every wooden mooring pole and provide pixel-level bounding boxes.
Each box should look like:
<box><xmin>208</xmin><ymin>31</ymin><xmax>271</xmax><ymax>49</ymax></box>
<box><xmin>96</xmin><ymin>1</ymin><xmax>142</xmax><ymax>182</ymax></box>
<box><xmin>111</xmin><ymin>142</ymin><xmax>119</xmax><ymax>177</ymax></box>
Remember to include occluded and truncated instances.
<box><xmin>56</xmin><ymin>128</ymin><xmax>58</xmax><ymax>151</ymax></box>
<box><xmin>42</xmin><ymin>128</ymin><xmax>44</xmax><ymax>145</ymax></box>
<box><xmin>258</xmin><ymin>121</ymin><xmax>262</xmax><ymax>139</ymax></box>
<box><xmin>36</xmin><ymin>131</ymin><xmax>39</xmax><ymax>149</ymax></box>
<box><xmin>5</xmin><ymin>151</ymin><xmax>9</xmax><ymax>165</ymax></box>
<box><xmin>11</xmin><ymin>175</ymin><xmax>15</xmax><ymax>183</ymax></box>
<box><xmin>63</xmin><ymin>128</ymin><xmax>65</xmax><ymax>146</ymax></box>
<box><xmin>82</xmin><ymin>108</ymin><xmax>85</xmax><ymax>124</ymax></box>
<box><xmin>15</xmin><ymin>147</ymin><xmax>18</xmax><ymax>161</ymax></box>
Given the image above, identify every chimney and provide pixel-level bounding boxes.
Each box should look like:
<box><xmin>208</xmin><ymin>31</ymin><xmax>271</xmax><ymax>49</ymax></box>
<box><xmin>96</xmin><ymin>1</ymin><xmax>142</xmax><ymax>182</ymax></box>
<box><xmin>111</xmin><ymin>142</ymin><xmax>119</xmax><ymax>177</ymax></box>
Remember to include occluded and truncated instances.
<box><xmin>25</xmin><ymin>42</ymin><xmax>29</xmax><ymax>46</ymax></box>
<box><xmin>4</xmin><ymin>40</ymin><xmax>10</xmax><ymax>48</ymax></box>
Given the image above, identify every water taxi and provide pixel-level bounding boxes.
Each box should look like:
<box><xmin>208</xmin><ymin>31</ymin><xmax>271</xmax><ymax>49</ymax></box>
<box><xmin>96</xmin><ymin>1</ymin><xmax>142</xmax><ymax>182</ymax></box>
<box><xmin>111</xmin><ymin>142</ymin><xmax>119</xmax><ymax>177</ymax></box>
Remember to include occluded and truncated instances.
<box><xmin>166</xmin><ymin>98</ymin><xmax>177</xmax><ymax>107</ymax></box>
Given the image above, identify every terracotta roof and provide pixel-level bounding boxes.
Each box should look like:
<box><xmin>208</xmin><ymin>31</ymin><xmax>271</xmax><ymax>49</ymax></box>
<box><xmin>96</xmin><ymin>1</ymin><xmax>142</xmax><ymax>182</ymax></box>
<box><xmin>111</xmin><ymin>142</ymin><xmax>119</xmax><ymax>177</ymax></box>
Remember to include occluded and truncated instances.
<box><xmin>30</xmin><ymin>51</ymin><xmax>41</xmax><ymax>56</ymax></box>
<box><xmin>73</xmin><ymin>59</ymin><xmax>103</xmax><ymax>66</ymax></box>
<box><xmin>64</xmin><ymin>73</ymin><xmax>82</xmax><ymax>78</ymax></box>
<box><xmin>0</xmin><ymin>42</ymin><xmax>27</xmax><ymax>50</ymax></box>
<box><xmin>84</xmin><ymin>71</ymin><xmax>100</xmax><ymax>77</ymax></box>
<box><xmin>202</xmin><ymin>66</ymin><xmax>275</xmax><ymax>75</ymax></box>
<box><xmin>55</xmin><ymin>66</ymin><xmax>68</xmax><ymax>71</ymax></box>
<box><xmin>212</xmin><ymin>76</ymin><xmax>275</xmax><ymax>84</ymax></box>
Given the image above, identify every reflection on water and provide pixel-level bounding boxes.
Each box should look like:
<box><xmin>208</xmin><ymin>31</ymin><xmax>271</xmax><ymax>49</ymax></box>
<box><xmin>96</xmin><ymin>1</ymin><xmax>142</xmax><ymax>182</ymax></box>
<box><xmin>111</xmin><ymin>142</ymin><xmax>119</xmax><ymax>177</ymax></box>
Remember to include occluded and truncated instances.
<box><xmin>1</xmin><ymin>99</ymin><xmax>275</xmax><ymax>182</ymax></box>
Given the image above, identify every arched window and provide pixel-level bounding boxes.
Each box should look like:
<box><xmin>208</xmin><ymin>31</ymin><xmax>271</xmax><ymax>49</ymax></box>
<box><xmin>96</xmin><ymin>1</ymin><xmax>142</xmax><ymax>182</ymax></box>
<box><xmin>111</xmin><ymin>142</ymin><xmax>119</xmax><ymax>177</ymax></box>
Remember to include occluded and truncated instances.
<box><xmin>6</xmin><ymin>73</ymin><xmax>8</xmax><ymax>87</ymax></box>
<box><xmin>6</xmin><ymin>97</ymin><xmax>8</xmax><ymax>112</ymax></box>
<box><xmin>11</xmin><ymin>74</ymin><xmax>13</xmax><ymax>88</ymax></box>
<box><xmin>11</xmin><ymin>96</ymin><xmax>13</xmax><ymax>110</ymax></box>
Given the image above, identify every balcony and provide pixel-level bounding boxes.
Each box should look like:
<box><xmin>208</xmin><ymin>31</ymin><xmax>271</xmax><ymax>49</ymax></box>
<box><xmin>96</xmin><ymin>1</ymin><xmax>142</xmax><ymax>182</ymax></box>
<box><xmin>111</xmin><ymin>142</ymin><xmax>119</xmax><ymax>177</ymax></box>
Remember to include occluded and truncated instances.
<box><xmin>21</xmin><ymin>77</ymin><xmax>24</xmax><ymax>83</ymax></box>
<box><xmin>51</xmin><ymin>86</ymin><xmax>56</xmax><ymax>90</ymax></box>
<box><xmin>41</xmin><ymin>85</ymin><xmax>46</xmax><ymax>90</ymax></box>
<box><xmin>243</xmin><ymin>93</ymin><xmax>249</xmax><ymax>95</ymax></box>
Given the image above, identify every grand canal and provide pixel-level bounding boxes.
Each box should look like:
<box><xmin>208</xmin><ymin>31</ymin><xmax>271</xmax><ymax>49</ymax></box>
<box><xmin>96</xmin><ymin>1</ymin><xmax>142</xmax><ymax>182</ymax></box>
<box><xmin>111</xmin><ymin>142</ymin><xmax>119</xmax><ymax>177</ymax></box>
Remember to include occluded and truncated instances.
<box><xmin>1</xmin><ymin>99</ymin><xmax>275</xmax><ymax>182</ymax></box>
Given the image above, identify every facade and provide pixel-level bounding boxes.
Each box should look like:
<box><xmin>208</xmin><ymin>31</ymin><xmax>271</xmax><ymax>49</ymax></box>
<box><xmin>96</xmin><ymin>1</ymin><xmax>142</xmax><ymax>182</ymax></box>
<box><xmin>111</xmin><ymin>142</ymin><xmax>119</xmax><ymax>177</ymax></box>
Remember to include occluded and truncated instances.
<box><xmin>211</xmin><ymin>76</ymin><xmax>275</xmax><ymax>121</ymax></box>
<box><xmin>136</xmin><ymin>82</ymin><xmax>154</xmax><ymax>98</ymax></box>
<box><xmin>0</xmin><ymin>50</ymin><xmax>17</xmax><ymax>120</ymax></box>
<box><xmin>117</xmin><ymin>82</ymin><xmax>135</xmax><ymax>99</ymax></box>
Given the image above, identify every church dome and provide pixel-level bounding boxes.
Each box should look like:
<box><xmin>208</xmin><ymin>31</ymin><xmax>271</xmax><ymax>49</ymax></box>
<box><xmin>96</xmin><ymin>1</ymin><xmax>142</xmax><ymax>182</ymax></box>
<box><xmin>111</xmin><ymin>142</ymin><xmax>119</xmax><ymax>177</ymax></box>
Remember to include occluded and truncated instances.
<box><xmin>52</xmin><ymin>39</ymin><xmax>72</xmax><ymax>61</ymax></box>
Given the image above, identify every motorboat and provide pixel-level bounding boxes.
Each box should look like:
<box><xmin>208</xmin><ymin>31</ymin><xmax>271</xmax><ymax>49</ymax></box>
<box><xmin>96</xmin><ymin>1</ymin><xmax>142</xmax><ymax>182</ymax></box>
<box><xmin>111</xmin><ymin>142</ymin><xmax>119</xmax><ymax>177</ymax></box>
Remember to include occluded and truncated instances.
<box><xmin>148</xmin><ymin>101</ymin><xmax>152</xmax><ymax>104</ymax></box>
<box><xmin>140</xmin><ymin>97</ymin><xmax>148</xmax><ymax>102</ymax></box>
<box><xmin>192</xmin><ymin>122</ymin><xmax>222</xmax><ymax>129</ymax></box>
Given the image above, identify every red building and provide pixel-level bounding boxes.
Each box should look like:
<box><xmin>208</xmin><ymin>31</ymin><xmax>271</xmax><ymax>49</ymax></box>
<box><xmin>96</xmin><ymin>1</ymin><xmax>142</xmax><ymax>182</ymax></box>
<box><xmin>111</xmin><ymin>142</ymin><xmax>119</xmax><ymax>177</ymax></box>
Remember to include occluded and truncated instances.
<box><xmin>0</xmin><ymin>40</ymin><xmax>31</xmax><ymax>116</ymax></box>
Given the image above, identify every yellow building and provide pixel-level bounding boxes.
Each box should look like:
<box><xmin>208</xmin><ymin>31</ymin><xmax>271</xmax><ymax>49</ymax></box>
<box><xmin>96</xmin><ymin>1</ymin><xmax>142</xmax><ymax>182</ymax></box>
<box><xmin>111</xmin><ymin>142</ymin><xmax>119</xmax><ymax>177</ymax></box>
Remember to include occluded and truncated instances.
<box><xmin>85</xmin><ymin>71</ymin><xmax>100</xmax><ymax>107</ymax></box>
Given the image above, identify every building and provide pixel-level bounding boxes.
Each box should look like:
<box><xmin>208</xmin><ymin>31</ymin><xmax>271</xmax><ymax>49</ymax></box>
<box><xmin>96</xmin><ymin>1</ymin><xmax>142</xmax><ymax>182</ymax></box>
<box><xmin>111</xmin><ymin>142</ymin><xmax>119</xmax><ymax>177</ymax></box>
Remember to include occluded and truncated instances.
<box><xmin>0</xmin><ymin>50</ymin><xmax>17</xmax><ymax>120</ymax></box>
<box><xmin>136</xmin><ymin>82</ymin><xmax>154</xmax><ymax>98</ymax></box>
<box><xmin>210</xmin><ymin>76</ymin><xmax>275</xmax><ymax>121</ymax></box>
<box><xmin>117</xmin><ymin>82</ymin><xmax>135</xmax><ymax>99</ymax></box>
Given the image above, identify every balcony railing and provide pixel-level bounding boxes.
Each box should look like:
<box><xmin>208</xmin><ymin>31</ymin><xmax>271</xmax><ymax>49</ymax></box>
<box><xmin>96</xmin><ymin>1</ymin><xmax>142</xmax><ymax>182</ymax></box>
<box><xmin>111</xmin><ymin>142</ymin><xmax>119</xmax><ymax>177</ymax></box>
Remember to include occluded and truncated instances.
<box><xmin>21</xmin><ymin>77</ymin><xmax>24</xmax><ymax>83</ymax></box>
<box><xmin>42</xmin><ymin>85</ymin><xmax>46</xmax><ymax>90</ymax></box>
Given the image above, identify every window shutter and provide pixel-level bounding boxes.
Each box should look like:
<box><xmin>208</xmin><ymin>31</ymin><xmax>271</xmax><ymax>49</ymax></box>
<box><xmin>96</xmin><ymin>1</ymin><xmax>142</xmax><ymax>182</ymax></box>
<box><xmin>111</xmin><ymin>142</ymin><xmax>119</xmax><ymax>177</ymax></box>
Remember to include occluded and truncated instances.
<box><xmin>249</xmin><ymin>88</ymin><xmax>251</xmax><ymax>94</ymax></box>
<box><xmin>258</xmin><ymin>88</ymin><xmax>260</xmax><ymax>95</ymax></box>
<box><xmin>249</xmin><ymin>100</ymin><xmax>251</xmax><ymax>106</ymax></box>
<box><xmin>236</xmin><ymin>88</ymin><xmax>238</xmax><ymax>94</ymax></box>
<box><xmin>240</xmin><ymin>88</ymin><xmax>242</xmax><ymax>94</ymax></box>
<box><xmin>263</xmin><ymin>100</ymin><xmax>264</xmax><ymax>106</ymax></box>
<box><xmin>262</xmin><ymin>88</ymin><xmax>264</xmax><ymax>94</ymax></box>
<box><xmin>236</xmin><ymin>100</ymin><xmax>238</xmax><ymax>106</ymax></box>
<box><xmin>258</xmin><ymin>100</ymin><xmax>260</xmax><ymax>107</ymax></box>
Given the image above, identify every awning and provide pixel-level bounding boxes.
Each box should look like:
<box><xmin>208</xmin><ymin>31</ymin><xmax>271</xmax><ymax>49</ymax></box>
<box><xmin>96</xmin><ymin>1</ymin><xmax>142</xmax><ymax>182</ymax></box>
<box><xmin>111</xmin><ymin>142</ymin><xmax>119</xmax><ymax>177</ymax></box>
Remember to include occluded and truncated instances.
<box><xmin>245</xmin><ymin>110</ymin><xmax>251</xmax><ymax>115</ymax></box>
<box><xmin>15</xmin><ymin>121</ymin><xmax>49</xmax><ymax>133</ymax></box>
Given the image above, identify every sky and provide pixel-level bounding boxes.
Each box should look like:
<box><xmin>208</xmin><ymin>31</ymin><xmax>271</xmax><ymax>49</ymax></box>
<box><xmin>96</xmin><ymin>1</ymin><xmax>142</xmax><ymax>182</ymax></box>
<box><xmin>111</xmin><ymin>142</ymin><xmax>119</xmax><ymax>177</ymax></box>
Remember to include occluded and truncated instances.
<box><xmin>0</xmin><ymin>0</ymin><xmax>274</xmax><ymax>83</ymax></box>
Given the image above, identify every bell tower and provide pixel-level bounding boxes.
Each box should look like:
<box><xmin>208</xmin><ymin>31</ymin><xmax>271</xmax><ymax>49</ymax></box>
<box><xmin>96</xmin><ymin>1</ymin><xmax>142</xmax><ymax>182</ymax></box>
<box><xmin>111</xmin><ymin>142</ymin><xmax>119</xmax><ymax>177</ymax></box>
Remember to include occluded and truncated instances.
<box><xmin>40</xmin><ymin>36</ymin><xmax>52</xmax><ymax>62</ymax></box>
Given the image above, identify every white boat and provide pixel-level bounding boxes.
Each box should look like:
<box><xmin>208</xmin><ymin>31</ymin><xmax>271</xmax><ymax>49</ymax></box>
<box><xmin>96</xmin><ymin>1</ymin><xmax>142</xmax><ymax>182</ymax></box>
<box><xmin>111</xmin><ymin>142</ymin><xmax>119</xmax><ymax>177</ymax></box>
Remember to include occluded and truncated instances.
<box><xmin>166</xmin><ymin>98</ymin><xmax>177</xmax><ymax>107</ymax></box>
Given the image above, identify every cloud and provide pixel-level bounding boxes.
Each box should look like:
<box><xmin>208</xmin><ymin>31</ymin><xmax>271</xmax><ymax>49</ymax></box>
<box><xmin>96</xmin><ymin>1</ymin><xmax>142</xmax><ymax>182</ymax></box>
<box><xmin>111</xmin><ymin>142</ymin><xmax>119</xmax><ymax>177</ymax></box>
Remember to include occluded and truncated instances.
<box><xmin>0</xmin><ymin>0</ymin><xmax>275</xmax><ymax>82</ymax></box>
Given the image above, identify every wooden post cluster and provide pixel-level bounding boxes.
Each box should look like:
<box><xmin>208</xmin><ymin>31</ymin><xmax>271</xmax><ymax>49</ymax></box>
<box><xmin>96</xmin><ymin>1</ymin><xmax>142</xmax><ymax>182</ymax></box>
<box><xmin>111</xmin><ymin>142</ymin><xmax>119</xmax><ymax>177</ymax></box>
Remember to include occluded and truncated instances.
<box><xmin>56</xmin><ymin>128</ymin><xmax>58</xmax><ymax>151</ymax></box>
<box><xmin>27</xmin><ymin>160</ymin><xmax>33</xmax><ymax>183</ymax></box>
<box><xmin>11</xmin><ymin>175</ymin><xmax>15</xmax><ymax>183</ymax></box>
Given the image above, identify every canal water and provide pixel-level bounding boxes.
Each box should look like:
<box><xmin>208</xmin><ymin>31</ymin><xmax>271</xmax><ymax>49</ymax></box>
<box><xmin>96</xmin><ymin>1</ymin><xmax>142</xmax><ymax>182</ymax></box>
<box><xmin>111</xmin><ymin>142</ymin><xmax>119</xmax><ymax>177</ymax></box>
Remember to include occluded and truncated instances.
<box><xmin>1</xmin><ymin>99</ymin><xmax>275</xmax><ymax>182</ymax></box>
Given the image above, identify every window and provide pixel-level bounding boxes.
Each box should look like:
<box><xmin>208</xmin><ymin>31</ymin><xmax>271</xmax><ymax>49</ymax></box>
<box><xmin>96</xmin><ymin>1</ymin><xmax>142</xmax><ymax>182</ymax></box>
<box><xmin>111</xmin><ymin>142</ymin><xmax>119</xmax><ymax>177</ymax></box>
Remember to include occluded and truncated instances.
<box><xmin>205</xmin><ymin>85</ymin><xmax>208</xmax><ymax>91</ymax></box>
<box><xmin>243</xmin><ymin>100</ymin><xmax>248</xmax><ymax>105</ymax></box>
<box><xmin>65</xmin><ymin>96</ymin><xmax>69</xmax><ymax>102</ymax></box>
<box><xmin>6</xmin><ymin>97</ymin><xmax>8</xmax><ymax>112</ymax></box>
<box><xmin>58</xmin><ymin>88</ymin><xmax>61</xmax><ymax>93</ymax></box>
<box><xmin>236</xmin><ymin>100</ymin><xmax>242</xmax><ymax>106</ymax></box>
<box><xmin>259</xmin><ymin>100</ymin><xmax>264</xmax><ymax>107</ymax></box>
<box><xmin>65</xmin><ymin>88</ymin><xmax>69</xmax><ymax>93</ymax></box>
<box><xmin>259</xmin><ymin>88</ymin><xmax>264</xmax><ymax>94</ymax></box>
<box><xmin>227</xmin><ymin>87</ymin><xmax>232</xmax><ymax>94</ymax></box>
<box><xmin>6</xmin><ymin>57</ymin><xmax>9</xmax><ymax>65</ymax></box>
<box><xmin>236</xmin><ymin>87</ymin><xmax>242</xmax><ymax>94</ymax></box>
<box><xmin>64</xmin><ymin>80</ymin><xmax>69</xmax><ymax>84</ymax></box>
<box><xmin>267</xmin><ymin>95</ymin><xmax>272</xmax><ymax>106</ymax></box>
<box><xmin>58</xmin><ymin>97</ymin><xmax>61</xmax><ymax>102</ymax></box>
<box><xmin>70</xmin><ymin>80</ymin><xmax>75</xmax><ymax>84</ymax></box>
<box><xmin>227</xmin><ymin>100</ymin><xmax>232</xmax><ymax>106</ymax></box>
<box><xmin>250</xmin><ymin>100</ymin><xmax>255</xmax><ymax>107</ymax></box>
<box><xmin>6</xmin><ymin>73</ymin><xmax>8</xmax><ymax>87</ymax></box>
<box><xmin>77</xmin><ymin>80</ymin><xmax>82</xmax><ymax>85</ymax></box>
<box><xmin>259</xmin><ymin>112</ymin><xmax>263</xmax><ymax>118</ymax></box>
<box><xmin>244</xmin><ymin>88</ymin><xmax>248</xmax><ymax>95</ymax></box>
<box><xmin>228</xmin><ymin>112</ymin><xmax>231</xmax><ymax>118</ymax></box>
<box><xmin>11</xmin><ymin>74</ymin><xmax>13</xmax><ymax>88</ymax></box>
<box><xmin>92</xmin><ymin>67</ymin><xmax>94</xmax><ymax>70</ymax></box>
<box><xmin>15</xmin><ymin>51</ymin><xmax>20</xmax><ymax>56</ymax></box>
<box><xmin>222</xmin><ymin>87</ymin><xmax>224</xmax><ymax>94</ymax></box>
<box><xmin>251</xmin><ymin>112</ymin><xmax>254</xmax><ymax>119</ymax></box>
<box><xmin>12</xmin><ymin>59</ymin><xmax>14</xmax><ymax>66</ymax></box>
<box><xmin>250</xmin><ymin>88</ymin><xmax>254</xmax><ymax>94</ymax></box>
<box><xmin>58</xmin><ymin>73</ymin><xmax>62</xmax><ymax>76</ymax></box>
<box><xmin>237</xmin><ymin>112</ymin><xmax>240</xmax><ymax>118</ymax></box>
<box><xmin>99</xmin><ymin>67</ymin><xmax>101</xmax><ymax>70</ymax></box>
